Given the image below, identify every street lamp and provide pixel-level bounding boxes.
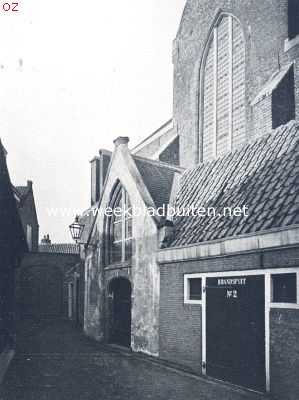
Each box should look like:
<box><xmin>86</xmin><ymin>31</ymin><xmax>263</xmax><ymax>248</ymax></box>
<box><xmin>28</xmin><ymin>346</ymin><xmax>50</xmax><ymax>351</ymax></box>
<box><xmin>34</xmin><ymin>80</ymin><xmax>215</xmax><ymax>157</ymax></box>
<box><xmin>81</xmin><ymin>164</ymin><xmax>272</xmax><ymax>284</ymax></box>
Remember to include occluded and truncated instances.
<box><xmin>69</xmin><ymin>215</ymin><xmax>84</xmax><ymax>243</ymax></box>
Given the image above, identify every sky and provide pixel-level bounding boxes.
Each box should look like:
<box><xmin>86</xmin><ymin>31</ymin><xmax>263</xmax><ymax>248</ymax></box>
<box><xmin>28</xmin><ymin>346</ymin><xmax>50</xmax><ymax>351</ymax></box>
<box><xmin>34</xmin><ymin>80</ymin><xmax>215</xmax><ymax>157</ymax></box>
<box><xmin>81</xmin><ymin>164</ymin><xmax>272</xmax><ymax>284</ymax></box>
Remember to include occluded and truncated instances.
<box><xmin>0</xmin><ymin>0</ymin><xmax>186</xmax><ymax>243</ymax></box>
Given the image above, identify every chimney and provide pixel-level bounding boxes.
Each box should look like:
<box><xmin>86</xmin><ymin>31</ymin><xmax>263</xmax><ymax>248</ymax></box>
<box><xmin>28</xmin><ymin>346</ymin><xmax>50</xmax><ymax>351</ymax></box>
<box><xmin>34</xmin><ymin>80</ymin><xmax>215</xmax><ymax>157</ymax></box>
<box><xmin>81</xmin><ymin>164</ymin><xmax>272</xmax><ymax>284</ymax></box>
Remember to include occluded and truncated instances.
<box><xmin>27</xmin><ymin>180</ymin><xmax>32</xmax><ymax>190</ymax></box>
<box><xmin>113</xmin><ymin>136</ymin><xmax>129</xmax><ymax>147</ymax></box>
<box><xmin>159</xmin><ymin>220</ymin><xmax>175</xmax><ymax>249</ymax></box>
<box><xmin>41</xmin><ymin>234</ymin><xmax>51</xmax><ymax>244</ymax></box>
<box><xmin>90</xmin><ymin>149</ymin><xmax>112</xmax><ymax>206</ymax></box>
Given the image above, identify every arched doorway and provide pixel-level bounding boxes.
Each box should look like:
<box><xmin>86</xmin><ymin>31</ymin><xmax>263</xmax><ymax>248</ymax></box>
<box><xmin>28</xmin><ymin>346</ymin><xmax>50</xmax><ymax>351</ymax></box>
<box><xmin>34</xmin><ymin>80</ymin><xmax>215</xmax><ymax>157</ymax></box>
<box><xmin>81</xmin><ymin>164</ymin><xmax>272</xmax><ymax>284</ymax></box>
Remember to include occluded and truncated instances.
<box><xmin>108</xmin><ymin>278</ymin><xmax>132</xmax><ymax>347</ymax></box>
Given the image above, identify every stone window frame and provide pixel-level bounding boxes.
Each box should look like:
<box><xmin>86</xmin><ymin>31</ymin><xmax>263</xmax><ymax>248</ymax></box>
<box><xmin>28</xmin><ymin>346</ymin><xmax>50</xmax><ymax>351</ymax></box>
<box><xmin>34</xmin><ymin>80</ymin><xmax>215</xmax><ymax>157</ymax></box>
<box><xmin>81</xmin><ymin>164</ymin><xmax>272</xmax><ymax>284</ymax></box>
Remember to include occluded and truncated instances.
<box><xmin>271</xmin><ymin>272</ymin><xmax>297</xmax><ymax>305</ymax></box>
<box><xmin>184</xmin><ymin>274</ymin><xmax>203</xmax><ymax>304</ymax></box>
<box><xmin>107</xmin><ymin>183</ymin><xmax>133</xmax><ymax>265</ymax></box>
<box><xmin>199</xmin><ymin>12</ymin><xmax>246</xmax><ymax>162</ymax></box>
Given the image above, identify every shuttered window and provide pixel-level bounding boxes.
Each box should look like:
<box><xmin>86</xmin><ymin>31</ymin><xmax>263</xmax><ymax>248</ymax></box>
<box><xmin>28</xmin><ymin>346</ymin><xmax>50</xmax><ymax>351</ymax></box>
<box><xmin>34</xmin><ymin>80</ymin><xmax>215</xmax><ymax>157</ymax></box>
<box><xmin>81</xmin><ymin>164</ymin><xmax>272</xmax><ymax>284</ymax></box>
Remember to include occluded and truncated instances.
<box><xmin>202</xmin><ymin>15</ymin><xmax>245</xmax><ymax>161</ymax></box>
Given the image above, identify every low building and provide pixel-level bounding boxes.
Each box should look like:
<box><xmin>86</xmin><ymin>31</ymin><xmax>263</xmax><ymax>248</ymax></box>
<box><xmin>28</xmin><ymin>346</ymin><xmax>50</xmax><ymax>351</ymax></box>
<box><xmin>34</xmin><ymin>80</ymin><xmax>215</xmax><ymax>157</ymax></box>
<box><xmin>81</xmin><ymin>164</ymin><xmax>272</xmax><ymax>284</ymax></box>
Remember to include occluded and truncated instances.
<box><xmin>158</xmin><ymin>121</ymin><xmax>299</xmax><ymax>395</ymax></box>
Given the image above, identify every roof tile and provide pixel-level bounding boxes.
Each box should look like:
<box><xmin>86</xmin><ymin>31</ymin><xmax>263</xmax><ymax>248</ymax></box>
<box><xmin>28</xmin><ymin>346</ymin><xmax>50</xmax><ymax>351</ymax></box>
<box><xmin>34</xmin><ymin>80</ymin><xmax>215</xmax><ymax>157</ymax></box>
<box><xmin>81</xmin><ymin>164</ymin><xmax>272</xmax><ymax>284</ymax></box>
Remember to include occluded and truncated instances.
<box><xmin>39</xmin><ymin>243</ymin><xmax>79</xmax><ymax>254</ymax></box>
<box><xmin>133</xmin><ymin>156</ymin><xmax>182</xmax><ymax>209</ymax></box>
<box><xmin>170</xmin><ymin>121</ymin><xmax>299</xmax><ymax>247</ymax></box>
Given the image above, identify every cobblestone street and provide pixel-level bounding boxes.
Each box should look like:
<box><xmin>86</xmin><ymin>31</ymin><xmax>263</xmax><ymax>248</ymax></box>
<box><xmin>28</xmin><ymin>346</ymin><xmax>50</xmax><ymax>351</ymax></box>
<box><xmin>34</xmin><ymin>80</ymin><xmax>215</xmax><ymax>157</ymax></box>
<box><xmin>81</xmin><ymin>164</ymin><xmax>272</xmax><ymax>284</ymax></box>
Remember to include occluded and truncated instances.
<box><xmin>1</xmin><ymin>320</ymin><xmax>267</xmax><ymax>400</ymax></box>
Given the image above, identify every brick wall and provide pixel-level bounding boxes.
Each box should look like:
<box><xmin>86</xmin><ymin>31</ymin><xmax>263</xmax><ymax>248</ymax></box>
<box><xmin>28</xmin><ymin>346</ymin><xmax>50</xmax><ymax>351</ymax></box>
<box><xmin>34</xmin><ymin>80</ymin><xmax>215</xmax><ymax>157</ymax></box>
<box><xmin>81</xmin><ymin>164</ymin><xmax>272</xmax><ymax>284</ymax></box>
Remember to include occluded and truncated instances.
<box><xmin>159</xmin><ymin>251</ymin><xmax>260</xmax><ymax>371</ymax></box>
<box><xmin>174</xmin><ymin>0</ymin><xmax>299</xmax><ymax>168</ymax></box>
<box><xmin>252</xmin><ymin>96</ymin><xmax>272</xmax><ymax>140</ymax></box>
<box><xmin>270</xmin><ymin>309</ymin><xmax>299</xmax><ymax>400</ymax></box>
<box><xmin>64</xmin><ymin>260</ymin><xmax>85</xmax><ymax>326</ymax></box>
<box><xmin>263</xmin><ymin>246</ymin><xmax>299</xmax><ymax>269</ymax></box>
<box><xmin>16</xmin><ymin>252</ymin><xmax>80</xmax><ymax>319</ymax></box>
<box><xmin>159</xmin><ymin>266</ymin><xmax>201</xmax><ymax>371</ymax></box>
<box><xmin>159</xmin><ymin>245</ymin><xmax>299</xmax><ymax>388</ymax></box>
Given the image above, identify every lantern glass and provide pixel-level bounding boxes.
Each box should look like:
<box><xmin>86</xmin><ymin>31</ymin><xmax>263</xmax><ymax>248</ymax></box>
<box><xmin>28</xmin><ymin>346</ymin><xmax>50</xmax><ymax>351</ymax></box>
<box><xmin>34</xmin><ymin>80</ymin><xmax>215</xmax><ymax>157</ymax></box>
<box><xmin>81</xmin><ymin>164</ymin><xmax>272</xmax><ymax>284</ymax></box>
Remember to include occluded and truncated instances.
<box><xmin>69</xmin><ymin>216</ymin><xmax>84</xmax><ymax>243</ymax></box>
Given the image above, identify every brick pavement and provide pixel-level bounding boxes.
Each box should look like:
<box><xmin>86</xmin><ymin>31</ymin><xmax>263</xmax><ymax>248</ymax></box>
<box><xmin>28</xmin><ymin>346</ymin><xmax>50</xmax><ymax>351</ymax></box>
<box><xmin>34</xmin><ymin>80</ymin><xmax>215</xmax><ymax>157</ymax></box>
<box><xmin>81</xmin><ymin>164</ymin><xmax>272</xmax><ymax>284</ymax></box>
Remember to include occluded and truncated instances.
<box><xmin>0</xmin><ymin>320</ymin><xmax>267</xmax><ymax>400</ymax></box>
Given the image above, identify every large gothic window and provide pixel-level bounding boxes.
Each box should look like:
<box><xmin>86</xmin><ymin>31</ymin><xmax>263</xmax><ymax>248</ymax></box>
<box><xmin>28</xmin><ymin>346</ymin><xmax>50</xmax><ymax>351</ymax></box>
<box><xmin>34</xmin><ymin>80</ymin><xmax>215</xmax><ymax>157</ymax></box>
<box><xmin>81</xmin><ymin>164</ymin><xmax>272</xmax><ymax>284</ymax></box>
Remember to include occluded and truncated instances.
<box><xmin>202</xmin><ymin>14</ymin><xmax>246</xmax><ymax>161</ymax></box>
<box><xmin>108</xmin><ymin>184</ymin><xmax>132</xmax><ymax>264</ymax></box>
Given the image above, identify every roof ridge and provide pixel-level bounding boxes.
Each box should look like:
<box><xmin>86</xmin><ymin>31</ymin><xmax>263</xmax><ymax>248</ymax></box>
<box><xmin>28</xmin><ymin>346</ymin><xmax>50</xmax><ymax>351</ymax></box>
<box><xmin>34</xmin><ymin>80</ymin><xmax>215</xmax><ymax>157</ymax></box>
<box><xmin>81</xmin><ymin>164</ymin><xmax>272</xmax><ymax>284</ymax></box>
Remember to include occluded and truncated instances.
<box><xmin>131</xmin><ymin>119</ymin><xmax>173</xmax><ymax>152</ymax></box>
<box><xmin>132</xmin><ymin>155</ymin><xmax>184</xmax><ymax>172</ymax></box>
<box><xmin>39</xmin><ymin>243</ymin><xmax>79</xmax><ymax>254</ymax></box>
<box><xmin>39</xmin><ymin>242</ymin><xmax>77</xmax><ymax>246</ymax></box>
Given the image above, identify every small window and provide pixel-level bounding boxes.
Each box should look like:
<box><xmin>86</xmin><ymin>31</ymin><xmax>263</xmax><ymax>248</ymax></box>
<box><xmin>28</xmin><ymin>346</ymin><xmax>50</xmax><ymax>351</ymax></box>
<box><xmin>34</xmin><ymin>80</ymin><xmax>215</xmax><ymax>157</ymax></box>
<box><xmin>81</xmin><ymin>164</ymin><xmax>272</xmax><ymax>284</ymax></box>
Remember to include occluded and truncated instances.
<box><xmin>188</xmin><ymin>278</ymin><xmax>202</xmax><ymax>301</ymax></box>
<box><xmin>272</xmin><ymin>273</ymin><xmax>297</xmax><ymax>303</ymax></box>
<box><xmin>288</xmin><ymin>0</ymin><xmax>299</xmax><ymax>40</ymax></box>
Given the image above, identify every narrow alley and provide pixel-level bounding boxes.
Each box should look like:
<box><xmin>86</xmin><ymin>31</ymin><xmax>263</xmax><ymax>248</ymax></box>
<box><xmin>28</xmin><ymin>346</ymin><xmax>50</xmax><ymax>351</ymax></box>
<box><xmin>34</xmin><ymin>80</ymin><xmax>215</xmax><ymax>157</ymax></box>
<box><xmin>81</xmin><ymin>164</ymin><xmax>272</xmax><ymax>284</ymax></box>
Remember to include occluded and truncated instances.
<box><xmin>0</xmin><ymin>320</ymin><xmax>267</xmax><ymax>400</ymax></box>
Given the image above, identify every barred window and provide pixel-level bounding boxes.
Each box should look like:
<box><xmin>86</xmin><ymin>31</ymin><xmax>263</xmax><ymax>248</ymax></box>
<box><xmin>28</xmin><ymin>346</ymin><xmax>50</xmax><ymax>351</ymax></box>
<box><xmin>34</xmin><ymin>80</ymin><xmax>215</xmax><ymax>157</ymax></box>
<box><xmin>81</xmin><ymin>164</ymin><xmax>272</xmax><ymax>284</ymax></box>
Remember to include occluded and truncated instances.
<box><xmin>202</xmin><ymin>15</ymin><xmax>246</xmax><ymax>161</ymax></box>
<box><xmin>109</xmin><ymin>185</ymin><xmax>132</xmax><ymax>264</ymax></box>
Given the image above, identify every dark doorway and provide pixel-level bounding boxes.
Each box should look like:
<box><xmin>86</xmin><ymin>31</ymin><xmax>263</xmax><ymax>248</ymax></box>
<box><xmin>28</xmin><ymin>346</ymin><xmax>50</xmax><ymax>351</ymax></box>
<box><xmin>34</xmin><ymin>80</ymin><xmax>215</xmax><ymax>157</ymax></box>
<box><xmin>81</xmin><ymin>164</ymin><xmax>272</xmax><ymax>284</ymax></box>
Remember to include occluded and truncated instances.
<box><xmin>206</xmin><ymin>275</ymin><xmax>265</xmax><ymax>391</ymax></box>
<box><xmin>108</xmin><ymin>278</ymin><xmax>131</xmax><ymax>347</ymax></box>
<box><xmin>21</xmin><ymin>267</ymin><xmax>63</xmax><ymax>319</ymax></box>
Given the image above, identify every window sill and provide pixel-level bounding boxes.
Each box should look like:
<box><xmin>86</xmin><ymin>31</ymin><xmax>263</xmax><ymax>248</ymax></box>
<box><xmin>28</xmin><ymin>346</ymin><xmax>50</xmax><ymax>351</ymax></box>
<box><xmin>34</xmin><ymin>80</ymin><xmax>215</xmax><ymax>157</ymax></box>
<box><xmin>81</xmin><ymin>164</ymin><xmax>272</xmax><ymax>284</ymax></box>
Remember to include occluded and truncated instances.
<box><xmin>105</xmin><ymin>261</ymin><xmax>131</xmax><ymax>271</ymax></box>
<box><xmin>184</xmin><ymin>300</ymin><xmax>202</xmax><ymax>305</ymax></box>
<box><xmin>284</xmin><ymin>35</ymin><xmax>299</xmax><ymax>52</ymax></box>
<box><xmin>270</xmin><ymin>302</ymin><xmax>299</xmax><ymax>309</ymax></box>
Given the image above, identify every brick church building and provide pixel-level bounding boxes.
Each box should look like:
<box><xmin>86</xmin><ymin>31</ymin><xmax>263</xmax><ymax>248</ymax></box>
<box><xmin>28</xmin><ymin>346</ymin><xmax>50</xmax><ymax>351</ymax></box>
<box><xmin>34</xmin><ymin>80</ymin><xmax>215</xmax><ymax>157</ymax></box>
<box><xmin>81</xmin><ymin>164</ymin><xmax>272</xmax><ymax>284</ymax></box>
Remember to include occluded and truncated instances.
<box><xmin>80</xmin><ymin>1</ymin><xmax>299</xmax><ymax>398</ymax></box>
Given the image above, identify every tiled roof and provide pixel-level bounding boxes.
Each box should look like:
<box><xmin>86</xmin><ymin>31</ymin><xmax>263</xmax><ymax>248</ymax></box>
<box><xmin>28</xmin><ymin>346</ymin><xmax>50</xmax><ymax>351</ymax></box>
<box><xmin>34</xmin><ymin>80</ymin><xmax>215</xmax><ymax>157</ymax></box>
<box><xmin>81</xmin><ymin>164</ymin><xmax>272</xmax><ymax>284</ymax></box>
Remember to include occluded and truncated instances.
<box><xmin>14</xmin><ymin>186</ymin><xmax>29</xmax><ymax>198</ymax></box>
<box><xmin>133</xmin><ymin>156</ymin><xmax>183</xmax><ymax>209</ymax></box>
<box><xmin>39</xmin><ymin>243</ymin><xmax>80</xmax><ymax>254</ymax></box>
<box><xmin>170</xmin><ymin>121</ymin><xmax>299</xmax><ymax>247</ymax></box>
